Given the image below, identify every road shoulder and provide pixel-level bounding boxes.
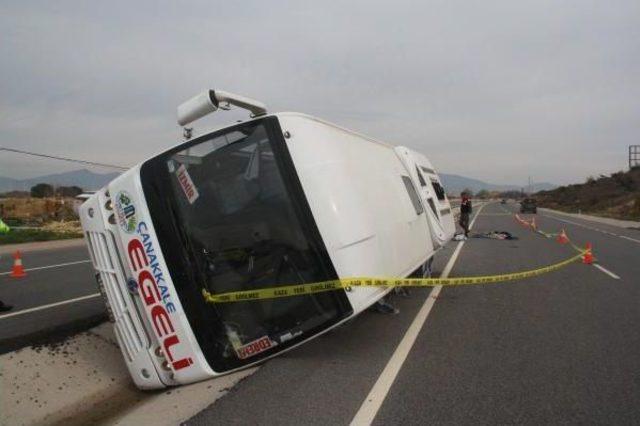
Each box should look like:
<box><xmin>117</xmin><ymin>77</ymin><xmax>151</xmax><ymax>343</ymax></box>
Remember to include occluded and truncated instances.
<box><xmin>540</xmin><ymin>208</ymin><xmax>640</xmax><ymax>229</ymax></box>
<box><xmin>0</xmin><ymin>323</ymin><xmax>255</xmax><ymax>425</ymax></box>
<box><xmin>0</xmin><ymin>238</ymin><xmax>86</xmax><ymax>255</ymax></box>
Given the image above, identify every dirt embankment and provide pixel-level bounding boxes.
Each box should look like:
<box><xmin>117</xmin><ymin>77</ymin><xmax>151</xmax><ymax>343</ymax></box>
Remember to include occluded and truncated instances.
<box><xmin>535</xmin><ymin>168</ymin><xmax>640</xmax><ymax>221</ymax></box>
<box><xmin>0</xmin><ymin>197</ymin><xmax>83</xmax><ymax>244</ymax></box>
<box><xmin>0</xmin><ymin>197</ymin><xmax>80</xmax><ymax>225</ymax></box>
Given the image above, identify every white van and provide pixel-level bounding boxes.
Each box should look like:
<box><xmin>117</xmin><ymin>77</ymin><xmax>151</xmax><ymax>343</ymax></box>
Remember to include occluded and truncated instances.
<box><xmin>79</xmin><ymin>90</ymin><xmax>454</xmax><ymax>389</ymax></box>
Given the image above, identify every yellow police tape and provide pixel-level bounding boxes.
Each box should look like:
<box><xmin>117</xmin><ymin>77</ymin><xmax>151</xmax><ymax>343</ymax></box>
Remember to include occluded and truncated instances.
<box><xmin>202</xmin><ymin>250</ymin><xmax>587</xmax><ymax>304</ymax></box>
<box><xmin>529</xmin><ymin>222</ymin><xmax>587</xmax><ymax>255</ymax></box>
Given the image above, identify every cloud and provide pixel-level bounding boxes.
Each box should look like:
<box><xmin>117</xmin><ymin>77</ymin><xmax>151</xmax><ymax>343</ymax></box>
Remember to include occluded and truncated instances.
<box><xmin>1</xmin><ymin>0</ymin><xmax>639</xmax><ymax>184</ymax></box>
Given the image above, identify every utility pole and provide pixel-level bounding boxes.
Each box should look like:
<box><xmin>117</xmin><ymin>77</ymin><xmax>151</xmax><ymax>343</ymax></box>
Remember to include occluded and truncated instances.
<box><xmin>631</xmin><ymin>145</ymin><xmax>640</xmax><ymax>169</ymax></box>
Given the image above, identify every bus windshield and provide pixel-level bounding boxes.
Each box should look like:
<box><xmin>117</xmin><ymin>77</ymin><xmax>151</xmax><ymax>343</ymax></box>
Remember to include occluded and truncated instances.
<box><xmin>140</xmin><ymin>118</ymin><xmax>351</xmax><ymax>372</ymax></box>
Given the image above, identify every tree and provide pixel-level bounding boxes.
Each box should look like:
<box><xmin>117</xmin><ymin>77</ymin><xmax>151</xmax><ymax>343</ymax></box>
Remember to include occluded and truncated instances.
<box><xmin>461</xmin><ymin>188</ymin><xmax>474</xmax><ymax>197</ymax></box>
<box><xmin>30</xmin><ymin>183</ymin><xmax>54</xmax><ymax>198</ymax></box>
<box><xmin>476</xmin><ymin>189</ymin><xmax>490</xmax><ymax>199</ymax></box>
<box><xmin>56</xmin><ymin>186</ymin><xmax>84</xmax><ymax>197</ymax></box>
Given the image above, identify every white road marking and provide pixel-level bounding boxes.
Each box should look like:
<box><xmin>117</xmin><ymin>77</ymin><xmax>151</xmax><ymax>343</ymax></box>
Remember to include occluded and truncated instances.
<box><xmin>0</xmin><ymin>293</ymin><xmax>101</xmax><ymax>320</ymax></box>
<box><xmin>350</xmin><ymin>203</ymin><xmax>488</xmax><ymax>426</ymax></box>
<box><xmin>0</xmin><ymin>259</ymin><xmax>91</xmax><ymax>276</ymax></box>
<box><xmin>542</xmin><ymin>214</ymin><xmax>640</xmax><ymax>245</ymax></box>
<box><xmin>620</xmin><ymin>235</ymin><xmax>640</xmax><ymax>244</ymax></box>
<box><xmin>542</xmin><ymin>214</ymin><xmax>599</xmax><ymax>231</ymax></box>
<box><xmin>593</xmin><ymin>264</ymin><xmax>621</xmax><ymax>280</ymax></box>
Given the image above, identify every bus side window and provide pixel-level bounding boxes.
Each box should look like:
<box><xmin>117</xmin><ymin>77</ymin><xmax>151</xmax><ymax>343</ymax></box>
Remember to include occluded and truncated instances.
<box><xmin>427</xmin><ymin>198</ymin><xmax>439</xmax><ymax>217</ymax></box>
<box><xmin>401</xmin><ymin>175</ymin><xmax>424</xmax><ymax>215</ymax></box>
<box><xmin>415</xmin><ymin>166</ymin><xmax>427</xmax><ymax>187</ymax></box>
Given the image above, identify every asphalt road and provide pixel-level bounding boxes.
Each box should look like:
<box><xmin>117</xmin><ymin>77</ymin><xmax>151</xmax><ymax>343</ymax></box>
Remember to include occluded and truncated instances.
<box><xmin>187</xmin><ymin>202</ymin><xmax>640</xmax><ymax>425</ymax></box>
<box><xmin>2</xmin><ymin>203</ymin><xmax>639</xmax><ymax>424</ymax></box>
<box><xmin>0</xmin><ymin>240</ymin><xmax>105</xmax><ymax>353</ymax></box>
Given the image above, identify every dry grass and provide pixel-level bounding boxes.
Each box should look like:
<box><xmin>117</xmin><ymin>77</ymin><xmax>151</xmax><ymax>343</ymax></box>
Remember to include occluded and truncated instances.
<box><xmin>42</xmin><ymin>220</ymin><xmax>83</xmax><ymax>234</ymax></box>
<box><xmin>536</xmin><ymin>168</ymin><xmax>640</xmax><ymax>221</ymax></box>
<box><xmin>0</xmin><ymin>197</ymin><xmax>79</xmax><ymax>225</ymax></box>
<box><xmin>0</xmin><ymin>198</ymin><xmax>83</xmax><ymax>244</ymax></box>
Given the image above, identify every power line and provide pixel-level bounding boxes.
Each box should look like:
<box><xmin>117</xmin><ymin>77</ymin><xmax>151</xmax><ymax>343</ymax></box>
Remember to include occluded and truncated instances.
<box><xmin>0</xmin><ymin>147</ymin><xmax>129</xmax><ymax>170</ymax></box>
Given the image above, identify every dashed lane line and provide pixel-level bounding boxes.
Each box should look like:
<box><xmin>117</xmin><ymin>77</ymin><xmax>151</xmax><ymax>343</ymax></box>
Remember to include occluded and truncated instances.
<box><xmin>0</xmin><ymin>259</ymin><xmax>92</xmax><ymax>276</ymax></box>
<box><xmin>620</xmin><ymin>235</ymin><xmax>640</xmax><ymax>244</ymax></box>
<box><xmin>593</xmin><ymin>264</ymin><xmax>621</xmax><ymax>280</ymax></box>
<box><xmin>541</xmin><ymin>214</ymin><xmax>640</xmax><ymax>244</ymax></box>
<box><xmin>504</xmin><ymin>205</ymin><xmax>639</xmax><ymax>247</ymax></box>
<box><xmin>349</xmin><ymin>203</ymin><xmax>488</xmax><ymax>425</ymax></box>
<box><xmin>505</xmin><ymin>206</ymin><xmax>623</xmax><ymax>280</ymax></box>
<box><xmin>499</xmin><ymin>206</ymin><xmax>624</xmax><ymax>280</ymax></box>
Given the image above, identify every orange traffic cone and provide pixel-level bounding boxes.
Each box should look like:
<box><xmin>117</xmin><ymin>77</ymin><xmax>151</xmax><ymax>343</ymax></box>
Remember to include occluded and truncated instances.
<box><xmin>582</xmin><ymin>243</ymin><xmax>594</xmax><ymax>265</ymax></box>
<box><xmin>10</xmin><ymin>250</ymin><xmax>27</xmax><ymax>278</ymax></box>
<box><xmin>556</xmin><ymin>229</ymin><xmax>569</xmax><ymax>244</ymax></box>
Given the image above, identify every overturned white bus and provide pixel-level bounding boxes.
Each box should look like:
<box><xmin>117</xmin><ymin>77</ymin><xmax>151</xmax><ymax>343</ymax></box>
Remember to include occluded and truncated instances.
<box><xmin>79</xmin><ymin>89</ymin><xmax>455</xmax><ymax>389</ymax></box>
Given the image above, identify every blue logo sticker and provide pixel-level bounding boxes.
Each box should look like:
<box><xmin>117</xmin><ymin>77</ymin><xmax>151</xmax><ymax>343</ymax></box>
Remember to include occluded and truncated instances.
<box><xmin>126</xmin><ymin>277</ymin><xmax>138</xmax><ymax>294</ymax></box>
<box><xmin>115</xmin><ymin>191</ymin><xmax>137</xmax><ymax>234</ymax></box>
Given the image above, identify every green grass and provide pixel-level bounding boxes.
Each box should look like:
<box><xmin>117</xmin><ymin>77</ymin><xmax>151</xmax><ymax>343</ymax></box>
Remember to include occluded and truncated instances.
<box><xmin>0</xmin><ymin>229</ymin><xmax>83</xmax><ymax>245</ymax></box>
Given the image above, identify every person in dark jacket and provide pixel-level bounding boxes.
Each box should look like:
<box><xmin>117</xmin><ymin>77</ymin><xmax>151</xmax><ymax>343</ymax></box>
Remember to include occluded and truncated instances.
<box><xmin>459</xmin><ymin>193</ymin><xmax>472</xmax><ymax>238</ymax></box>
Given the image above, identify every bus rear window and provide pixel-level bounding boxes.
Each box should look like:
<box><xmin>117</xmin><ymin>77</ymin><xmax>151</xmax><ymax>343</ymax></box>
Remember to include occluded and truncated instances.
<box><xmin>431</xmin><ymin>179</ymin><xmax>446</xmax><ymax>201</ymax></box>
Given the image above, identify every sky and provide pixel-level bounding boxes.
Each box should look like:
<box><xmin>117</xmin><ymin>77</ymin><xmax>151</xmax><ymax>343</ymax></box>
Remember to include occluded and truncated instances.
<box><xmin>1</xmin><ymin>0</ymin><xmax>639</xmax><ymax>186</ymax></box>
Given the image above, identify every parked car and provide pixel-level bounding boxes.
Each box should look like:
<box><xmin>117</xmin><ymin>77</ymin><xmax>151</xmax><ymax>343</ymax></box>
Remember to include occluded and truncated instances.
<box><xmin>520</xmin><ymin>198</ymin><xmax>537</xmax><ymax>214</ymax></box>
<box><xmin>500</xmin><ymin>199</ymin><xmax>507</xmax><ymax>204</ymax></box>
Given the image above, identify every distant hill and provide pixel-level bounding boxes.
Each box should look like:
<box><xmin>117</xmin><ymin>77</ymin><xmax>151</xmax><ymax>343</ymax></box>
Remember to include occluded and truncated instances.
<box><xmin>0</xmin><ymin>169</ymin><xmax>554</xmax><ymax>196</ymax></box>
<box><xmin>535</xmin><ymin>168</ymin><xmax>640</xmax><ymax>221</ymax></box>
<box><xmin>439</xmin><ymin>173</ymin><xmax>556</xmax><ymax>195</ymax></box>
<box><xmin>0</xmin><ymin>169</ymin><xmax>121</xmax><ymax>193</ymax></box>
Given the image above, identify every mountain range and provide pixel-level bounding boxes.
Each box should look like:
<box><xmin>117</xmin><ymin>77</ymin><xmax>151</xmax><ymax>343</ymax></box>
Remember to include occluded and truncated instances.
<box><xmin>439</xmin><ymin>173</ymin><xmax>556</xmax><ymax>195</ymax></box>
<box><xmin>0</xmin><ymin>169</ymin><xmax>556</xmax><ymax>195</ymax></box>
<box><xmin>0</xmin><ymin>169</ymin><xmax>121</xmax><ymax>193</ymax></box>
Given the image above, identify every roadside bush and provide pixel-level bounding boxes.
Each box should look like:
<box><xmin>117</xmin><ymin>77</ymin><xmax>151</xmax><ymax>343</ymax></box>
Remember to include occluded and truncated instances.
<box><xmin>0</xmin><ymin>228</ymin><xmax>83</xmax><ymax>245</ymax></box>
<box><xmin>632</xmin><ymin>197</ymin><xmax>640</xmax><ymax>220</ymax></box>
<box><xmin>536</xmin><ymin>169</ymin><xmax>640</xmax><ymax>221</ymax></box>
<box><xmin>30</xmin><ymin>183</ymin><xmax>54</xmax><ymax>198</ymax></box>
